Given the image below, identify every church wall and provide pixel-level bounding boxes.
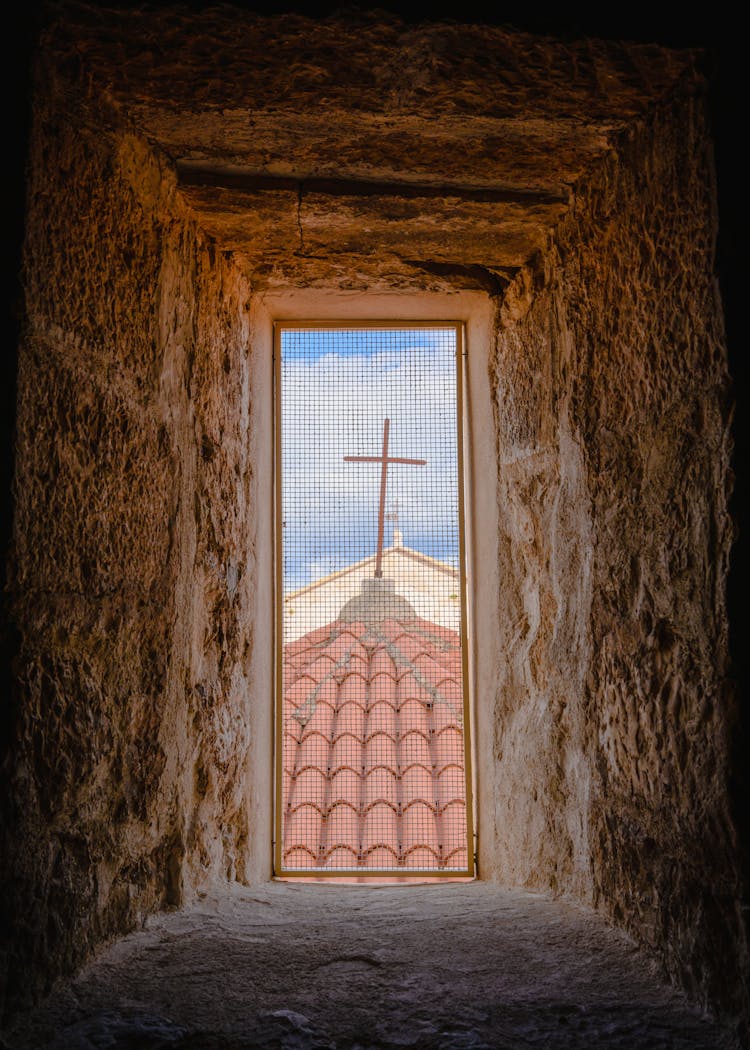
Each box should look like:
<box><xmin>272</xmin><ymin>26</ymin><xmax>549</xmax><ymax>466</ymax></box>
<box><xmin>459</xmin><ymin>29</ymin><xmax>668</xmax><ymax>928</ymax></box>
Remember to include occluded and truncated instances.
<box><xmin>2</xmin><ymin>76</ymin><xmax>255</xmax><ymax>1015</ymax></box>
<box><xmin>490</xmin><ymin>90</ymin><xmax>746</xmax><ymax>1017</ymax></box>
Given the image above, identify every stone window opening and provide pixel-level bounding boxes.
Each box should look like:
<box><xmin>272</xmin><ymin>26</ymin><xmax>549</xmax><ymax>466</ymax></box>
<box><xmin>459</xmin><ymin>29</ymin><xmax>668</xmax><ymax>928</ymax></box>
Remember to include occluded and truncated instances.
<box><xmin>245</xmin><ymin>291</ymin><xmax>495</xmax><ymax>888</ymax></box>
<box><xmin>4</xmin><ymin>5</ymin><xmax>746</xmax><ymax>1034</ymax></box>
<box><xmin>273</xmin><ymin>321</ymin><xmax>474</xmax><ymax>878</ymax></box>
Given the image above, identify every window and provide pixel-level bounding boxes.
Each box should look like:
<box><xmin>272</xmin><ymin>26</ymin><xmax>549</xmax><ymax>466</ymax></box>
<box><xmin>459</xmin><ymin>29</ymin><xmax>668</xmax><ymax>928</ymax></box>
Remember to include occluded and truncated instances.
<box><xmin>274</xmin><ymin>323</ymin><xmax>473</xmax><ymax>876</ymax></box>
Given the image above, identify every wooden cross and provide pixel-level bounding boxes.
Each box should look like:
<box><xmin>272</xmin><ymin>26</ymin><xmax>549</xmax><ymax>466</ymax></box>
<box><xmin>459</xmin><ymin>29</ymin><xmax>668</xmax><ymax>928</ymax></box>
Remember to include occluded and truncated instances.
<box><xmin>344</xmin><ymin>418</ymin><xmax>426</xmax><ymax>578</ymax></box>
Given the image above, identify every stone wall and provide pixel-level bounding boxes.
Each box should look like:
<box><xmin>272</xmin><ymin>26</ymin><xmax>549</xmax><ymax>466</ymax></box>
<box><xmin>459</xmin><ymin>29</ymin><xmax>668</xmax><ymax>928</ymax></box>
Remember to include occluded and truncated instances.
<box><xmin>2</xmin><ymin>6</ymin><xmax>746</xmax><ymax>1031</ymax></box>
<box><xmin>2</xmin><ymin>76</ymin><xmax>255</xmax><ymax>1014</ymax></box>
<box><xmin>489</xmin><ymin>90</ymin><xmax>747</xmax><ymax>1017</ymax></box>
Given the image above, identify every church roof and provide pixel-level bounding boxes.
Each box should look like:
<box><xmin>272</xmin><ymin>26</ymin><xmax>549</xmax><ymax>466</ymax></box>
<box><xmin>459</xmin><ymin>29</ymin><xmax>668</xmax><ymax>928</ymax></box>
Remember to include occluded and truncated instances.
<box><xmin>283</xmin><ymin>533</ymin><xmax>461</xmax><ymax>642</ymax></box>
<box><xmin>285</xmin><ymin>533</ymin><xmax>457</xmax><ymax>601</ymax></box>
<box><xmin>281</xmin><ymin>595</ymin><xmax>468</xmax><ymax>873</ymax></box>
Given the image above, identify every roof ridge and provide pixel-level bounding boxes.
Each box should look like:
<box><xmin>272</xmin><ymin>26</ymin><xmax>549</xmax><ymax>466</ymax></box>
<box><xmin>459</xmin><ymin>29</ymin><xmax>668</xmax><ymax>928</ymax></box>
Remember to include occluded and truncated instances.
<box><xmin>283</xmin><ymin>544</ymin><xmax>458</xmax><ymax>601</ymax></box>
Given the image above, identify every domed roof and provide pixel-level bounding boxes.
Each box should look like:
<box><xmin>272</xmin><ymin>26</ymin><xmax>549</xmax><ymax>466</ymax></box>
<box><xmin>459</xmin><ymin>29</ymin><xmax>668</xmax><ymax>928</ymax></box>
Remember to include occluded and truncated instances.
<box><xmin>337</xmin><ymin>577</ymin><xmax>418</xmax><ymax>626</ymax></box>
<box><xmin>281</xmin><ymin>592</ymin><xmax>468</xmax><ymax>873</ymax></box>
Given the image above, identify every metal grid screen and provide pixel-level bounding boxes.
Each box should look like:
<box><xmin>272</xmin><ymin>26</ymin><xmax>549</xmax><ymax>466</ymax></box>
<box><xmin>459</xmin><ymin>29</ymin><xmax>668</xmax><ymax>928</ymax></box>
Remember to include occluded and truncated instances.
<box><xmin>276</xmin><ymin>324</ymin><xmax>471</xmax><ymax>874</ymax></box>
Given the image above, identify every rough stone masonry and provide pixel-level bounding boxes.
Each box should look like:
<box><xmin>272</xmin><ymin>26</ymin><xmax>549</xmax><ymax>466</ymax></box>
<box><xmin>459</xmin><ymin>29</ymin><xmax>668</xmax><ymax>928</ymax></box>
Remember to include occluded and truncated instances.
<box><xmin>1</xmin><ymin>0</ymin><xmax>747</xmax><ymax>1039</ymax></box>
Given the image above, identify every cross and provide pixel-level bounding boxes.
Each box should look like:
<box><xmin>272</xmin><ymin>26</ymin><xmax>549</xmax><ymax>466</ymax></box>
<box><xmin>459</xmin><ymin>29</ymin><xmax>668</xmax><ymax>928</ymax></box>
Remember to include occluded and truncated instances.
<box><xmin>344</xmin><ymin>418</ymin><xmax>426</xmax><ymax>578</ymax></box>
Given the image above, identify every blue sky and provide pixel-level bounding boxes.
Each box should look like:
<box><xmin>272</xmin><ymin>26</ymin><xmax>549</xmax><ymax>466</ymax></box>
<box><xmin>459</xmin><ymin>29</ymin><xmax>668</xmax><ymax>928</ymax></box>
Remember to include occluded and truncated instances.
<box><xmin>280</xmin><ymin>327</ymin><xmax>460</xmax><ymax>590</ymax></box>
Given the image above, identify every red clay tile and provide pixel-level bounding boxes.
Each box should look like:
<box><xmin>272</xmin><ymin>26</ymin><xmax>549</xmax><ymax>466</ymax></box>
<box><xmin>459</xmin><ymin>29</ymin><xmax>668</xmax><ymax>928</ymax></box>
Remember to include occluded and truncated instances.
<box><xmin>401</xmin><ymin>764</ymin><xmax>434</xmax><ymax>803</ymax></box>
<box><xmin>284</xmin><ymin>846</ymin><xmax>318</xmax><ymax>869</ymax></box>
<box><xmin>323</xmin><ymin>632</ymin><xmax>365</xmax><ymax>663</ymax></box>
<box><xmin>403</xmin><ymin>802</ymin><xmax>439</xmax><ymax>854</ymax></box>
<box><xmin>398</xmin><ymin>697</ymin><xmax>427</xmax><ymax>724</ymax></box>
<box><xmin>290</xmin><ymin>768</ymin><xmax>327</xmax><ymax>811</ymax></box>
<box><xmin>404</xmin><ymin>845</ymin><xmax>440</xmax><ymax>868</ymax></box>
<box><xmin>369</xmin><ymin>672</ymin><xmax>398</xmax><ymax>707</ymax></box>
<box><xmin>331</xmin><ymin>733</ymin><xmax>363</xmax><ymax>774</ymax></box>
<box><xmin>436</xmin><ymin>677</ymin><xmax>463</xmax><ymax>704</ymax></box>
<box><xmin>338</xmin><ymin>673</ymin><xmax>368</xmax><ymax>706</ymax></box>
<box><xmin>336</xmin><ymin>698</ymin><xmax>366</xmax><ymax>736</ymax></box>
<box><xmin>362</xmin><ymin>802</ymin><xmax>399</xmax><ymax>852</ymax></box>
<box><xmin>366</xmin><ymin>699</ymin><xmax>397</xmax><ymax>738</ymax></box>
<box><xmin>286</xmin><ymin>805</ymin><xmax>323</xmax><ymax>849</ymax></box>
<box><xmin>311</xmin><ymin>700</ymin><xmax>335</xmax><ymax>740</ymax></box>
<box><xmin>281</xmin><ymin>610</ymin><xmax>468</xmax><ymax>873</ymax></box>
<box><xmin>326</xmin><ymin>845</ymin><xmax>359</xmax><ymax>868</ymax></box>
<box><xmin>436</xmin><ymin>766</ymin><xmax>463</xmax><ymax>803</ymax></box>
<box><xmin>329</xmin><ymin>768</ymin><xmax>360</xmax><ymax>804</ymax></box>
<box><xmin>441</xmin><ymin>801</ymin><xmax>468</xmax><ymax>868</ymax></box>
<box><xmin>400</xmin><ymin>729</ymin><xmax>432</xmax><ymax>769</ymax></box>
<box><xmin>387</xmin><ymin>630</ymin><xmax>427</xmax><ymax>662</ymax></box>
<box><xmin>370</xmin><ymin>647</ymin><xmax>397</xmax><ymax>678</ymax></box>
<box><xmin>323</xmin><ymin>802</ymin><xmax>359</xmax><ymax>855</ymax></box>
<box><xmin>364</xmin><ymin>845</ymin><xmax>399</xmax><ymax>869</ymax></box>
<box><xmin>434</xmin><ymin>727</ymin><xmax>464</xmax><ymax>769</ymax></box>
<box><xmin>296</xmin><ymin>731</ymin><xmax>330</xmax><ymax>771</ymax></box>
<box><xmin>285</xmin><ymin>623</ymin><xmax>335</xmax><ymax>656</ymax></box>
<box><xmin>365</xmin><ymin>731</ymin><xmax>399</xmax><ymax>771</ymax></box>
<box><xmin>364</xmin><ymin>767</ymin><xmax>397</xmax><ymax>809</ymax></box>
<box><xmin>396</xmin><ymin>671</ymin><xmax>434</xmax><ymax>706</ymax></box>
<box><xmin>285</xmin><ymin>676</ymin><xmax>317</xmax><ymax>712</ymax></box>
<box><xmin>432</xmin><ymin>701</ymin><xmax>460</xmax><ymax>733</ymax></box>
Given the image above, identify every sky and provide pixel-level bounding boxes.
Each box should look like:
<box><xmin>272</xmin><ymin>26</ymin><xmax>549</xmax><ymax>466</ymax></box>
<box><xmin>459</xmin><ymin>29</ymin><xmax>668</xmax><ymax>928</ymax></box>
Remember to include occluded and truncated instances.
<box><xmin>280</xmin><ymin>327</ymin><xmax>460</xmax><ymax>590</ymax></box>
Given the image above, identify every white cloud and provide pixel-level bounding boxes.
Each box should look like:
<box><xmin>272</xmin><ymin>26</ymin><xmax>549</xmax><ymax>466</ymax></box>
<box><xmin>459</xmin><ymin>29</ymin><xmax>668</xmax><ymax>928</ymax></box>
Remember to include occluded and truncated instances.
<box><xmin>280</xmin><ymin>334</ymin><xmax>461</xmax><ymax>587</ymax></box>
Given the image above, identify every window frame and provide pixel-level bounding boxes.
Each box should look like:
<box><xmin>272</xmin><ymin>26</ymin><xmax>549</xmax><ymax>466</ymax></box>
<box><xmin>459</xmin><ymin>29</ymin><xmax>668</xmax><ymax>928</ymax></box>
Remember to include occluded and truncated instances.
<box><xmin>273</xmin><ymin>319</ymin><xmax>475</xmax><ymax>878</ymax></box>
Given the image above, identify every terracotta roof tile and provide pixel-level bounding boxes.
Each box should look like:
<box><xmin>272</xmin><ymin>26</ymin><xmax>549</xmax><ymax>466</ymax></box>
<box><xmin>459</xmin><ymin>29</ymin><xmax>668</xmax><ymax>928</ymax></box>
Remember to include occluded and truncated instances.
<box><xmin>401</xmin><ymin>765</ymin><xmax>433</xmax><ymax>803</ymax></box>
<box><xmin>284</xmin><ymin>847</ymin><xmax>316</xmax><ymax>869</ymax></box>
<box><xmin>286</xmin><ymin>806</ymin><xmax>323</xmax><ymax>849</ymax></box>
<box><xmin>433</xmin><ymin>702</ymin><xmax>460</xmax><ymax>733</ymax></box>
<box><xmin>435</xmin><ymin>727</ymin><xmax>464</xmax><ymax>768</ymax></box>
<box><xmin>364</xmin><ymin>845</ymin><xmax>399</xmax><ymax>869</ymax></box>
<box><xmin>406</xmin><ymin>846</ymin><xmax>441</xmax><ymax>868</ymax></box>
<box><xmin>290</xmin><ymin>768</ymin><xmax>327</xmax><ymax>810</ymax></box>
<box><xmin>367</xmin><ymin>705</ymin><xmax>397</xmax><ymax>742</ymax></box>
<box><xmin>281</xmin><ymin>612</ymin><xmax>469</xmax><ymax>872</ymax></box>
<box><xmin>403</xmin><ymin>803</ymin><xmax>439</xmax><ymax>854</ymax></box>
<box><xmin>297</xmin><ymin>732</ymin><xmax>329</xmax><ymax>771</ymax></box>
<box><xmin>324</xmin><ymin>803</ymin><xmax>359</xmax><ymax>855</ymax></box>
<box><xmin>401</xmin><ymin>730</ymin><xmax>433</xmax><ymax>770</ymax></box>
<box><xmin>336</xmin><ymin>698</ymin><xmax>366</xmax><ymax>735</ymax></box>
<box><xmin>329</xmin><ymin>765</ymin><xmax>356</xmax><ymax>795</ymax></box>
<box><xmin>362</xmin><ymin>803</ymin><xmax>399</xmax><ymax>850</ymax></box>
<box><xmin>331</xmin><ymin>734</ymin><xmax>362</xmax><ymax>774</ymax></box>
<box><xmin>437</xmin><ymin>766</ymin><xmax>463</xmax><ymax>800</ymax></box>
<box><xmin>364</xmin><ymin>767</ymin><xmax>397</xmax><ymax>808</ymax></box>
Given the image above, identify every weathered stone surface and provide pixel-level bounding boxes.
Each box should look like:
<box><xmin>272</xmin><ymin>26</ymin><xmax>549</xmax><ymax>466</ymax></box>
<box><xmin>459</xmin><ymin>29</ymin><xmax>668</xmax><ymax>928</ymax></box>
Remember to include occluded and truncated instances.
<box><xmin>4</xmin><ymin>883</ymin><xmax>742</xmax><ymax>1049</ymax></box>
<box><xmin>46</xmin><ymin>5</ymin><xmax>696</xmax><ymax>119</ymax></box>
<box><xmin>36</xmin><ymin>2</ymin><xmax>700</xmax><ymax>290</ymax></box>
<box><xmin>2</xmin><ymin>0</ymin><xmax>745</xmax><ymax>1039</ymax></box>
<box><xmin>489</xmin><ymin>94</ymin><xmax>745</xmax><ymax>1017</ymax></box>
<box><xmin>176</xmin><ymin>181</ymin><xmax>567</xmax><ymax>290</ymax></box>
<box><xmin>3</xmin><ymin>77</ymin><xmax>255</xmax><ymax>1014</ymax></box>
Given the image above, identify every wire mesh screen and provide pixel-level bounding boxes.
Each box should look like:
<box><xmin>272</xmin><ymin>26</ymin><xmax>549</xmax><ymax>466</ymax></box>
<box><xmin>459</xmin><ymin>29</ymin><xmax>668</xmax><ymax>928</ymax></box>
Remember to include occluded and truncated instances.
<box><xmin>277</xmin><ymin>325</ymin><xmax>470</xmax><ymax>874</ymax></box>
